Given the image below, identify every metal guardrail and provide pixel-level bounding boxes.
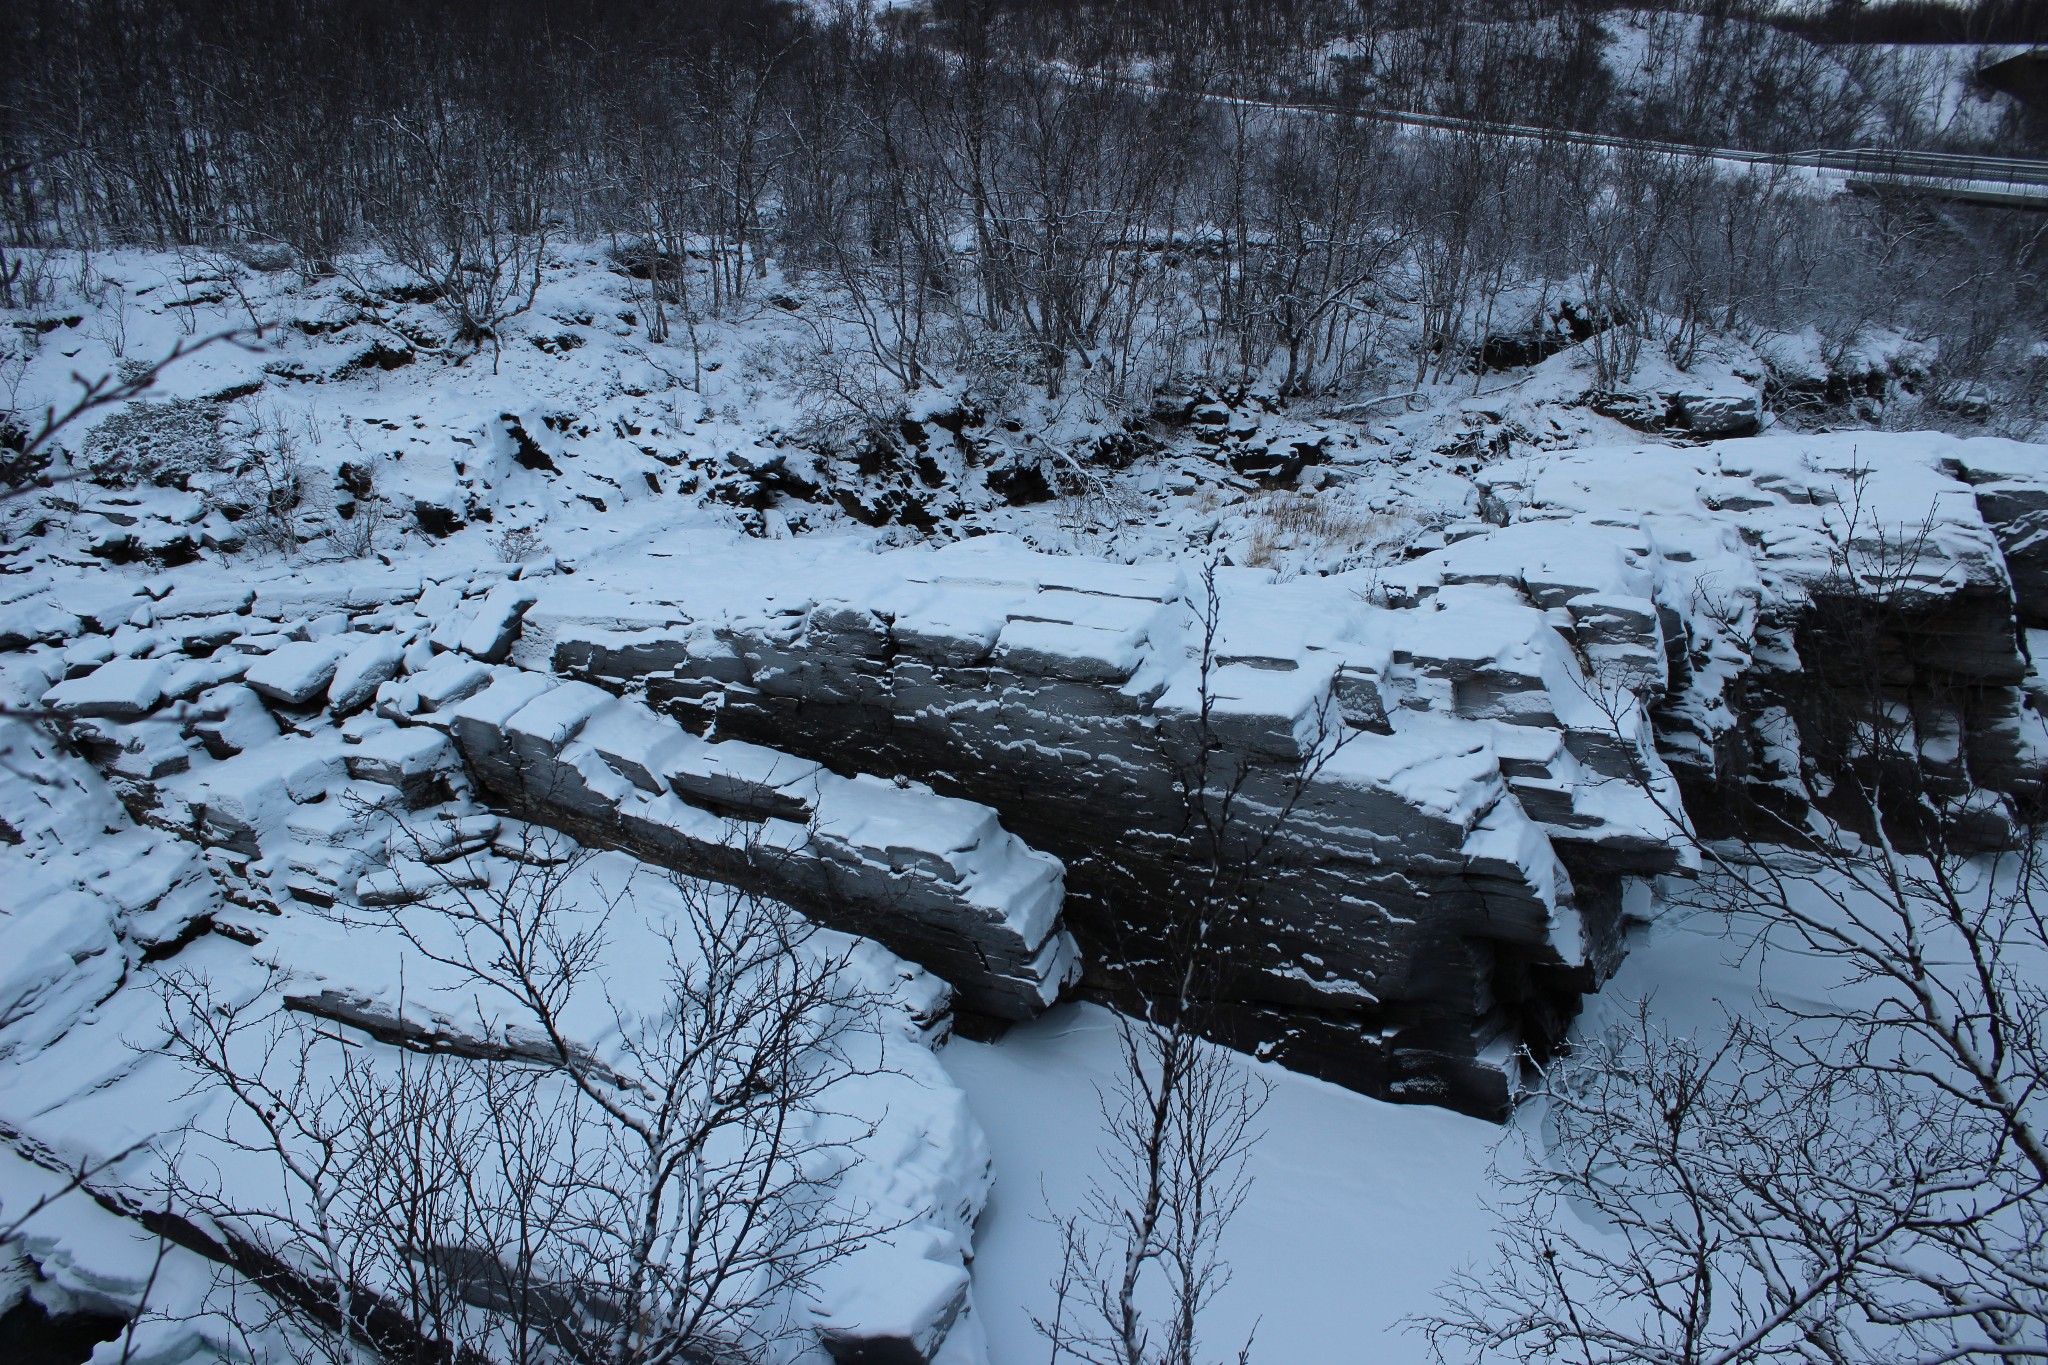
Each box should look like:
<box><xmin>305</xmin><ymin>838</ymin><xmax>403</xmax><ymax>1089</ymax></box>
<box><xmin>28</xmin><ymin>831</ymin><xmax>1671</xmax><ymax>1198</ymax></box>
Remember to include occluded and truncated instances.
<box><xmin>1380</xmin><ymin>113</ymin><xmax>2048</xmax><ymax>200</ymax></box>
<box><xmin>1795</xmin><ymin>146</ymin><xmax>2048</xmax><ymax>187</ymax></box>
<box><xmin>1282</xmin><ymin>99</ymin><xmax>2048</xmax><ymax>193</ymax></box>
<box><xmin>1056</xmin><ymin>64</ymin><xmax>2048</xmax><ymax>205</ymax></box>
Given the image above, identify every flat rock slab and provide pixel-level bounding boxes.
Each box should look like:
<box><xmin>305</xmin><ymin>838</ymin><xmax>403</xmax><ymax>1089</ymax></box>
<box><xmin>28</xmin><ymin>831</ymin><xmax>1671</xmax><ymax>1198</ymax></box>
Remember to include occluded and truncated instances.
<box><xmin>329</xmin><ymin>637</ymin><xmax>403</xmax><ymax>714</ymax></box>
<box><xmin>346</xmin><ymin>726</ymin><xmax>455</xmax><ymax>789</ymax></box>
<box><xmin>458</xmin><ymin>582</ymin><xmax>540</xmax><ymax>663</ymax></box>
<box><xmin>42</xmin><ymin>658</ymin><xmax>171</xmax><ymax>719</ymax></box>
<box><xmin>244</xmin><ymin>639</ymin><xmax>350</xmax><ymax>705</ymax></box>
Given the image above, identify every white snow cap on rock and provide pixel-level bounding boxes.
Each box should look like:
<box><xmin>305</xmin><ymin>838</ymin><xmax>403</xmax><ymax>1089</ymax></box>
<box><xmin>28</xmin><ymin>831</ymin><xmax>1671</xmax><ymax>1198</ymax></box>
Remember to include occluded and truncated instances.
<box><xmin>41</xmin><ymin>657</ymin><xmax>171</xmax><ymax>719</ymax></box>
<box><xmin>243</xmin><ymin>638</ymin><xmax>352</xmax><ymax>705</ymax></box>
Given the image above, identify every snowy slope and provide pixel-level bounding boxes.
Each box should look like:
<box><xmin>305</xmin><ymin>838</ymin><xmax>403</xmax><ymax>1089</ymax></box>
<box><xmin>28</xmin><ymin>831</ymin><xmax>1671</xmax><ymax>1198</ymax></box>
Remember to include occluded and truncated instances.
<box><xmin>4</xmin><ymin>246</ymin><xmax>2047</xmax><ymax>1362</ymax></box>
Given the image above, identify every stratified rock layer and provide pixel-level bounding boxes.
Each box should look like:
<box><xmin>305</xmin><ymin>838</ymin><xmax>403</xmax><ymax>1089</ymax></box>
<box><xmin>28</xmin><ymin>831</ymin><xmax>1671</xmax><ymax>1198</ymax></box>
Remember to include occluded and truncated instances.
<box><xmin>445</xmin><ymin>670</ymin><xmax>1078</xmax><ymax>1021</ymax></box>
<box><xmin>525</xmin><ymin>434</ymin><xmax>2048</xmax><ymax>1117</ymax></box>
<box><xmin>9</xmin><ymin>432</ymin><xmax>2046</xmax><ymax>1123</ymax></box>
<box><xmin>538</xmin><ymin>553</ymin><xmax>1680</xmax><ymax>1116</ymax></box>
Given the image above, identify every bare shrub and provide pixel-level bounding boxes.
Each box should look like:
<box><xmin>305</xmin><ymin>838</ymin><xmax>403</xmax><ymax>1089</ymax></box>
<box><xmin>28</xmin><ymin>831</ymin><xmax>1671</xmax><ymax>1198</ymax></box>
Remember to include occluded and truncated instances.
<box><xmin>493</xmin><ymin>525</ymin><xmax>546</xmax><ymax>563</ymax></box>
<box><xmin>79</xmin><ymin>398</ymin><xmax>225</xmax><ymax>489</ymax></box>
<box><xmin>1416</xmin><ymin>1002</ymin><xmax>2015</xmax><ymax>1365</ymax></box>
<box><xmin>326</xmin><ymin>498</ymin><xmax>382</xmax><ymax>560</ymax></box>
<box><xmin>0</xmin><ymin>246</ymin><xmax>57</xmax><ymax>311</ymax></box>
<box><xmin>216</xmin><ymin>405</ymin><xmax>309</xmax><ymax>558</ymax></box>
<box><xmin>1042</xmin><ymin>1019</ymin><xmax>1268</xmax><ymax>1365</ymax></box>
<box><xmin>369</xmin><ymin>118</ymin><xmax>555</xmax><ymax>367</ymax></box>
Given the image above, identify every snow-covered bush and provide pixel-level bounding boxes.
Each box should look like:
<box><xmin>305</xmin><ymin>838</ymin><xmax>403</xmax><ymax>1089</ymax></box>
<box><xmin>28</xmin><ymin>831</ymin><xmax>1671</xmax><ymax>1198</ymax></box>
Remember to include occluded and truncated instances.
<box><xmin>80</xmin><ymin>398</ymin><xmax>226</xmax><ymax>489</ymax></box>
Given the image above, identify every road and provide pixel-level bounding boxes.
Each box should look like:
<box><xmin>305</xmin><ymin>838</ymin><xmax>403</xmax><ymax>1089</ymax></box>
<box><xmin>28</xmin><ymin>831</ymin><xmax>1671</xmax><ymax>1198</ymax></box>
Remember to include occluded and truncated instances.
<box><xmin>1062</xmin><ymin>63</ymin><xmax>2048</xmax><ymax>209</ymax></box>
<box><xmin>1354</xmin><ymin>102</ymin><xmax>2048</xmax><ymax>209</ymax></box>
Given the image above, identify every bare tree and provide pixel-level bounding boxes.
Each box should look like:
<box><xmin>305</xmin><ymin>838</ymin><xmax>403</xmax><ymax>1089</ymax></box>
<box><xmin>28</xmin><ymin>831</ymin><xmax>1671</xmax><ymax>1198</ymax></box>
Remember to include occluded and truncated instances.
<box><xmin>1417</xmin><ymin>1000</ymin><xmax>2027</xmax><ymax>1365</ymax></box>
<box><xmin>1041</xmin><ymin>560</ymin><xmax>1382</xmax><ymax>1365</ymax></box>
<box><xmin>155</xmin><ymin>819</ymin><xmax>899</xmax><ymax>1364</ymax></box>
<box><xmin>1421</xmin><ymin>488</ymin><xmax>2048</xmax><ymax>1362</ymax></box>
<box><xmin>362</xmin><ymin>111</ymin><xmax>556</xmax><ymax>368</ymax></box>
<box><xmin>1040</xmin><ymin>1017</ymin><xmax>1267</xmax><ymax>1365</ymax></box>
<box><xmin>368</xmin><ymin>827</ymin><xmax>902</xmax><ymax>1363</ymax></box>
<box><xmin>158</xmin><ymin>969</ymin><xmax>400</xmax><ymax>1365</ymax></box>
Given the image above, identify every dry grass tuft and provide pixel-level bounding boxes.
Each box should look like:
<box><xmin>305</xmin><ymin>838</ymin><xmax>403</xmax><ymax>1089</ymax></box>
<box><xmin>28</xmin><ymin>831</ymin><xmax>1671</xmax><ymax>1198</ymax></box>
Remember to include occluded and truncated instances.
<box><xmin>1241</xmin><ymin>493</ymin><xmax>1406</xmax><ymax>570</ymax></box>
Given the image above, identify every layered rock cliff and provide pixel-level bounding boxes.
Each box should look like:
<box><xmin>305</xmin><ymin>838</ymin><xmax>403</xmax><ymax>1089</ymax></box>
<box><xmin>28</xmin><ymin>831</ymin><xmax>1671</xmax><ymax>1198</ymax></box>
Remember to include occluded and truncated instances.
<box><xmin>7</xmin><ymin>432</ymin><xmax>2044</xmax><ymax>1125</ymax></box>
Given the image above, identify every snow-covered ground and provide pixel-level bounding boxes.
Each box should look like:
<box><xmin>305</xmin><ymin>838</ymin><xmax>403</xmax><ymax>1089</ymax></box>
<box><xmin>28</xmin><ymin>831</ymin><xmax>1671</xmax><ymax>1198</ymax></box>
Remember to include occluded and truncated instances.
<box><xmin>3</xmin><ymin>245</ymin><xmax>2045</xmax><ymax>1363</ymax></box>
<box><xmin>945</xmin><ymin>897</ymin><xmax>1779</xmax><ymax>1364</ymax></box>
<box><xmin>948</xmin><ymin>1005</ymin><xmax>1499</xmax><ymax>1362</ymax></box>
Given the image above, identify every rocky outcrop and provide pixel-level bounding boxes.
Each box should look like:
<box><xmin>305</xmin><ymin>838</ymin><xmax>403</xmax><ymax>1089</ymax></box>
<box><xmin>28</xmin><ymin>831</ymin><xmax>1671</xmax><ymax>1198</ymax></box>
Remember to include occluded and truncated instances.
<box><xmin>19</xmin><ymin>555</ymin><xmax>1078</xmax><ymax>1029</ymax></box>
<box><xmin>513</xmin><ymin>433</ymin><xmax>2048</xmax><ymax>1117</ymax></box>
<box><xmin>0</xmin><ymin>697</ymin><xmax>986</xmax><ymax>1365</ymax></box>
<box><xmin>1587</xmin><ymin>380</ymin><xmax>1762</xmax><ymax>438</ymax></box>
<box><xmin>11</xmin><ymin>431</ymin><xmax>2047</xmax><ymax>1126</ymax></box>
<box><xmin>532</xmin><ymin>548</ymin><xmax>1683</xmax><ymax>1117</ymax></box>
<box><xmin>444</xmin><ymin>670</ymin><xmax>1078</xmax><ymax>1022</ymax></box>
<box><xmin>1945</xmin><ymin>439</ymin><xmax>2048</xmax><ymax>628</ymax></box>
<box><xmin>1462</xmin><ymin>435</ymin><xmax>2048</xmax><ymax>844</ymax></box>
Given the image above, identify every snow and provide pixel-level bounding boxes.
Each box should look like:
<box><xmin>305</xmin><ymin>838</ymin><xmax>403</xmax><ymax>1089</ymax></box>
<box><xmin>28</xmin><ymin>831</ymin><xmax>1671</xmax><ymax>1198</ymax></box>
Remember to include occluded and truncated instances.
<box><xmin>943</xmin><ymin>875</ymin><xmax>1899</xmax><ymax>1364</ymax></box>
<box><xmin>4</xmin><ymin>243</ymin><xmax>2046</xmax><ymax>1362</ymax></box>
<box><xmin>40</xmin><ymin>658</ymin><xmax>170</xmax><ymax>719</ymax></box>
<box><xmin>0</xmin><ymin>698</ymin><xmax>999</xmax><ymax>1362</ymax></box>
<box><xmin>327</xmin><ymin>633</ymin><xmax>402</xmax><ymax>713</ymax></box>
<box><xmin>240</xmin><ymin>637</ymin><xmax>349</xmax><ymax>705</ymax></box>
<box><xmin>343</xmin><ymin>723</ymin><xmax>454</xmax><ymax>785</ymax></box>
<box><xmin>457</xmin><ymin>580</ymin><xmax>540</xmax><ymax>661</ymax></box>
<box><xmin>384</xmin><ymin>652</ymin><xmax>493</xmax><ymax>715</ymax></box>
<box><xmin>944</xmin><ymin>1004</ymin><xmax>1503</xmax><ymax>1364</ymax></box>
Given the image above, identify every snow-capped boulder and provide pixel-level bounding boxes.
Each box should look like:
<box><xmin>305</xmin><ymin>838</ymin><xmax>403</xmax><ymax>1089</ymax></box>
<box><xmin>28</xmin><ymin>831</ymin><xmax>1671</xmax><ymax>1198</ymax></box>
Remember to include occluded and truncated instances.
<box><xmin>457</xmin><ymin>582</ymin><xmax>540</xmax><ymax>663</ymax></box>
<box><xmin>1668</xmin><ymin>386</ymin><xmax>1762</xmax><ymax>437</ymax></box>
<box><xmin>344</xmin><ymin>724</ymin><xmax>456</xmax><ymax>799</ymax></box>
<box><xmin>328</xmin><ymin>636</ymin><xmax>404</xmax><ymax>715</ymax></box>
<box><xmin>41</xmin><ymin>658</ymin><xmax>171</xmax><ymax>720</ymax></box>
<box><xmin>243</xmin><ymin>639</ymin><xmax>350</xmax><ymax>706</ymax></box>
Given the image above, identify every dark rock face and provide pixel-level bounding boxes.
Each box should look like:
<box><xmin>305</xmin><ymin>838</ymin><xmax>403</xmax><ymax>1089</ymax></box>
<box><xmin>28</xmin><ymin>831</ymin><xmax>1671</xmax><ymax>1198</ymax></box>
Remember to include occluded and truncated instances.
<box><xmin>1484</xmin><ymin>438</ymin><xmax>2047</xmax><ymax>858</ymax></box>
<box><xmin>496</xmin><ymin>412</ymin><xmax>559</xmax><ymax>473</ymax></box>
<box><xmin>412</xmin><ymin>498</ymin><xmax>463</xmax><ymax>537</ymax></box>
<box><xmin>985</xmin><ymin>457</ymin><xmax>1055</xmax><ymax>506</ymax></box>
<box><xmin>1475</xmin><ymin>300</ymin><xmax>1621</xmax><ymax>371</ymax></box>
<box><xmin>1586</xmin><ymin>386</ymin><xmax>1762</xmax><ymax>439</ymax></box>
<box><xmin>1973</xmin><ymin>481</ymin><xmax>2048</xmax><ymax>627</ymax></box>
<box><xmin>538</xmin><ymin>559</ymin><xmax>1651</xmax><ymax>1119</ymax></box>
<box><xmin>0</xmin><ymin>1297</ymin><xmax>128</xmax><ymax>1365</ymax></box>
<box><xmin>523</xmin><ymin>434</ymin><xmax>2048</xmax><ymax>1119</ymax></box>
<box><xmin>1175</xmin><ymin>388</ymin><xmax>1338</xmax><ymax>486</ymax></box>
<box><xmin>1667</xmin><ymin>581</ymin><xmax>2039</xmax><ymax>848</ymax></box>
<box><xmin>1951</xmin><ymin>448</ymin><xmax>2048</xmax><ymax>629</ymax></box>
<box><xmin>331</xmin><ymin>340</ymin><xmax>416</xmax><ymax>380</ymax></box>
<box><xmin>697</xmin><ymin>645</ymin><xmax>1606</xmax><ymax>1116</ymax></box>
<box><xmin>1669</xmin><ymin>391</ymin><xmax>1761</xmax><ymax>438</ymax></box>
